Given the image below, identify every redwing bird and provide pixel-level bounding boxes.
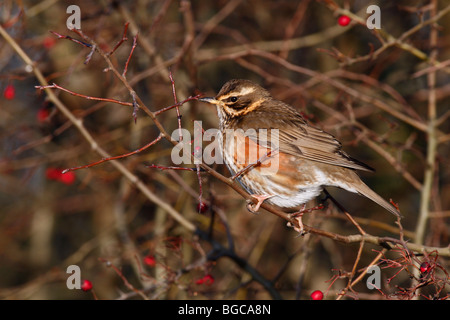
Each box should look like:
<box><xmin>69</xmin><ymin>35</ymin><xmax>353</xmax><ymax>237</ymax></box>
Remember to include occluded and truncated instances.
<box><xmin>199</xmin><ymin>79</ymin><xmax>400</xmax><ymax>223</ymax></box>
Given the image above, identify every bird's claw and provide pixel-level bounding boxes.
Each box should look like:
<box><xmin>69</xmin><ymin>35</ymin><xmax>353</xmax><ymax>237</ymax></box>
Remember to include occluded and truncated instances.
<box><xmin>246</xmin><ymin>194</ymin><xmax>275</xmax><ymax>213</ymax></box>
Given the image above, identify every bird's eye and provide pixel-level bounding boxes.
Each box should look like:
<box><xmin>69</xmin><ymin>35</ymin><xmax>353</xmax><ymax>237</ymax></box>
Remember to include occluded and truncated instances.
<box><xmin>230</xmin><ymin>96</ymin><xmax>238</xmax><ymax>102</ymax></box>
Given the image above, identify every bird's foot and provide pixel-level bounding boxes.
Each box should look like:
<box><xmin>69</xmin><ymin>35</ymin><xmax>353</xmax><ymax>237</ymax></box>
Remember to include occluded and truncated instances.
<box><xmin>288</xmin><ymin>204</ymin><xmax>324</xmax><ymax>236</ymax></box>
<box><xmin>246</xmin><ymin>194</ymin><xmax>275</xmax><ymax>213</ymax></box>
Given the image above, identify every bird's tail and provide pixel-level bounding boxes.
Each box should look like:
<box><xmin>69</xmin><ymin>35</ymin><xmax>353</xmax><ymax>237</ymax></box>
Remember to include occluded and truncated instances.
<box><xmin>353</xmin><ymin>182</ymin><xmax>401</xmax><ymax>218</ymax></box>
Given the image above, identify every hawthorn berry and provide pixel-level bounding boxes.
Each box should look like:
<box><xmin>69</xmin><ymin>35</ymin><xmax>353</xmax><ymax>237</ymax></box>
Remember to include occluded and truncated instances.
<box><xmin>419</xmin><ymin>262</ymin><xmax>431</xmax><ymax>274</ymax></box>
<box><xmin>195</xmin><ymin>274</ymin><xmax>214</xmax><ymax>285</ymax></box>
<box><xmin>338</xmin><ymin>15</ymin><xmax>351</xmax><ymax>26</ymax></box>
<box><xmin>81</xmin><ymin>279</ymin><xmax>93</xmax><ymax>292</ymax></box>
<box><xmin>3</xmin><ymin>84</ymin><xmax>15</xmax><ymax>100</ymax></box>
<box><xmin>43</xmin><ymin>36</ymin><xmax>56</xmax><ymax>49</ymax></box>
<box><xmin>37</xmin><ymin>108</ymin><xmax>50</xmax><ymax>122</ymax></box>
<box><xmin>46</xmin><ymin>168</ymin><xmax>62</xmax><ymax>180</ymax></box>
<box><xmin>310</xmin><ymin>290</ymin><xmax>324</xmax><ymax>300</ymax></box>
<box><xmin>59</xmin><ymin>171</ymin><xmax>76</xmax><ymax>185</ymax></box>
<box><xmin>196</xmin><ymin>201</ymin><xmax>209</xmax><ymax>213</ymax></box>
<box><xmin>143</xmin><ymin>255</ymin><xmax>156</xmax><ymax>267</ymax></box>
<box><xmin>45</xmin><ymin>168</ymin><xmax>76</xmax><ymax>185</ymax></box>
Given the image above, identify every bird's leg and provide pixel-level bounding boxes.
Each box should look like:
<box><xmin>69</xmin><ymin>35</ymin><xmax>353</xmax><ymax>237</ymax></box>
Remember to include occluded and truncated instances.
<box><xmin>288</xmin><ymin>204</ymin><xmax>324</xmax><ymax>235</ymax></box>
<box><xmin>289</xmin><ymin>204</ymin><xmax>307</xmax><ymax>234</ymax></box>
<box><xmin>246</xmin><ymin>194</ymin><xmax>275</xmax><ymax>213</ymax></box>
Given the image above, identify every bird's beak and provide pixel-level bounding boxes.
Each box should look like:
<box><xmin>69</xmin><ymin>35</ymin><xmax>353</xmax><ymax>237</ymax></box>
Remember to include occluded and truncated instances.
<box><xmin>199</xmin><ymin>96</ymin><xmax>220</xmax><ymax>105</ymax></box>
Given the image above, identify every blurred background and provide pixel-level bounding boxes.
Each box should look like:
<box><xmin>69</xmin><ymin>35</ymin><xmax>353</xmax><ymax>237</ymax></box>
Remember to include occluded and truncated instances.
<box><xmin>0</xmin><ymin>0</ymin><xmax>449</xmax><ymax>300</ymax></box>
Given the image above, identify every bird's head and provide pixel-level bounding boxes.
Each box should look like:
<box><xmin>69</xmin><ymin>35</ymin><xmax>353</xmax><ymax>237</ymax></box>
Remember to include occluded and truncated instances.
<box><xmin>199</xmin><ymin>79</ymin><xmax>271</xmax><ymax>118</ymax></box>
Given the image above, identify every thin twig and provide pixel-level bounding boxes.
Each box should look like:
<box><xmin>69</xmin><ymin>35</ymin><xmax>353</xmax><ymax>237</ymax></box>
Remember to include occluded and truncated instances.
<box><xmin>35</xmin><ymin>83</ymin><xmax>133</xmax><ymax>107</ymax></box>
<box><xmin>122</xmin><ymin>33</ymin><xmax>138</xmax><ymax>78</ymax></box>
<box><xmin>336</xmin><ymin>240</ymin><xmax>365</xmax><ymax>300</ymax></box>
<box><xmin>108</xmin><ymin>22</ymin><xmax>129</xmax><ymax>56</ymax></box>
<box><xmin>168</xmin><ymin>70</ymin><xmax>183</xmax><ymax>142</ymax></box>
<box><xmin>62</xmin><ymin>134</ymin><xmax>163</xmax><ymax>173</ymax></box>
<box><xmin>49</xmin><ymin>30</ymin><xmax>92</xmax><ymax>48</ymax></box>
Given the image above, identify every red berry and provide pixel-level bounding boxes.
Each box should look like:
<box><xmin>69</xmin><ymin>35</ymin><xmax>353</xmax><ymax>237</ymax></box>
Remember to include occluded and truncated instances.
<box><xmin>43</xmin><ymin>37</ymin><xmax>56</xmax><ymax>49</ymax></box>
<box><xmin>338</xmin><ymin>15</ymin><xmax>351</xmax><ymax>26</ymax></box>
<box><xmin>196</xmin><ymin>274</ymin><xmax>214</xmax><ymax>285</ymax></box>
<box><xmin>3</xmin><ymin>84</ymin><xmax>15</xmax><ymax>100</ymax></box>
<box><xmin>46</xmin><ymin>168</ymin><xmax>62</xmax><ymax>180</ymax></box>
<box><xmin>81</xmin><ymin>279</ymin><xmax>93</xmax><ymax>292</ymax></box>
<box><xmin>419</xmin><ymin>262</ymin><xmax>431</xmax><ymax>273</ymax></box>
<box><xmin>310</xmin><ymin>290</ymin><xmax>324</xmax><ymax>300</ymax></box>
<box><xmin>196</xmin><ymin>201</ymin><xmax>209</xmax><ymax>213</ymax></box>
<box><xmin>37</xmin><ymin>108</ymin><xmax>50</xmax><ymax>122</ymax></box>
<box><xmin>204</xmin><ymin>274</ymin><xmax>214</xmax><ymax>285</ymax></box>
<box><xmin>58</xmin><ymin>171</ymin><xmax>76</xmax><ymax>185</ymax></box>
<box><xmin>143</xmin><ymin>255</ymin><xmax>156</xmax><ymax>267</ymax></box>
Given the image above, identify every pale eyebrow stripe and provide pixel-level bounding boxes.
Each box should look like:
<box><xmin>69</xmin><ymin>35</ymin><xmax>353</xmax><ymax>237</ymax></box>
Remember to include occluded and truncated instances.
<box><xmin>219</xmin><ymin>86</ymin><xmax>255</xmax><ymax>100</ymax></box>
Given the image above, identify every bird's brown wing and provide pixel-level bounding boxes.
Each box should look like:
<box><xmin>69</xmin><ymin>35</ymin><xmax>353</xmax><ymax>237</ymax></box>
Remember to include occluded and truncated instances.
<box><xmin>236</xmin><ymin>98</ymin><xmax>374</xmax><ymax>172</ymax></box>
<box><xmin>239</xmin><ymin>104</ymin><xmax>374</xmax><ymax>172</ymax></box>
<box><xmin>277</xmin><ymin>119</ymin><xmax>374</xmax><ymax>172</ymax></box>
